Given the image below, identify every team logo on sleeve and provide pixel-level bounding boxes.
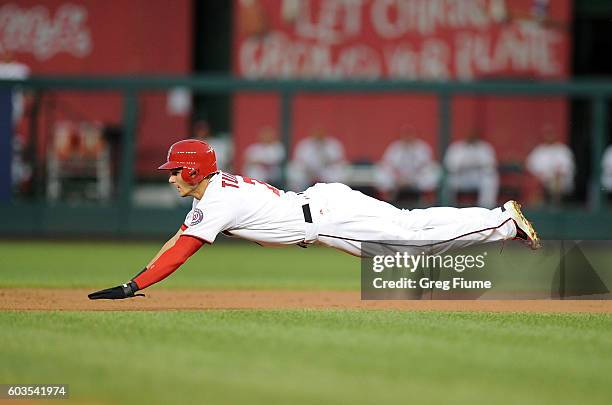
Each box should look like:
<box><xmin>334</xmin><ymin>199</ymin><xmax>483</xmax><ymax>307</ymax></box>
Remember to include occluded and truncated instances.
<box><xmin>191</xmin><ymin>209</ymin><xmax>204</xmax><ymax>225</ymax></box>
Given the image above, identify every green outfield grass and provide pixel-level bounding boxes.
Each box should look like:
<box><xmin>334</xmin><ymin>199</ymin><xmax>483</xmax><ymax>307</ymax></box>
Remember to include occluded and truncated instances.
<box><xmin>3</xmin><ymin>240</ymin><xmax>612</xmax><ymax>404</ymax></box>
<box><xmin>0</xmin><ymin>240</ymin><xmax>359</xmax><ymax>290</ymax></box>
<box><xmin>3</xmin><ymin>240</ymin><xmax>612</xmax><ymax>294</ymax></box>
<box><xmin>2</xmin><ymin>310</ymin><xmax>612</xmax><ymax>405</ymax></box>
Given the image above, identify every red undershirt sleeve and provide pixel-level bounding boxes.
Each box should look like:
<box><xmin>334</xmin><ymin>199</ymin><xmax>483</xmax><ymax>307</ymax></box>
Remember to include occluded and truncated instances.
<box><xmin>133</xmin><ymin>235</ymin><xmax>204</xmax><ymax>289</ymax></box>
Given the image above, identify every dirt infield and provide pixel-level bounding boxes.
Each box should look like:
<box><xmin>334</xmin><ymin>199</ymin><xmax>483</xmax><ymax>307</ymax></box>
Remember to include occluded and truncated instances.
<box><xmin>1</xmin><ymin>288</ymin><xmax>611</xmax><ymax>312</ymax></box>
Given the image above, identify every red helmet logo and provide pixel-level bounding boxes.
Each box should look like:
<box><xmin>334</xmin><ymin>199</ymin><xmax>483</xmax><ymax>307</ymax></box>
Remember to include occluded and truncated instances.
<box><xmin>158</xmin><ymin>139</ymin><xmax>218</xmax><ymax>185</ymax></box>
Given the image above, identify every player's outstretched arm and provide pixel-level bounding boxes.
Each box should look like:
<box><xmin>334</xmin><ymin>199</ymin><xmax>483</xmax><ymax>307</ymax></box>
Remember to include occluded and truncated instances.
<box><xmin>88</xmin><ymin>228</ymin><xmax>204</xmax><ymax>300</ymax></box>
<box><xmin>145</xmin><ymin>227</ymin><xmax>185</xmax><ymax>268</ymax></box>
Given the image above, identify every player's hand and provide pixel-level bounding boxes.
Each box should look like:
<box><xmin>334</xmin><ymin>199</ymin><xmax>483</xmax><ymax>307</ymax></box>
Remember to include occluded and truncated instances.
<box><xmin>88</xmin><ymin>280</ymin><xmax>144</xmax><ymax>300</ymax></box>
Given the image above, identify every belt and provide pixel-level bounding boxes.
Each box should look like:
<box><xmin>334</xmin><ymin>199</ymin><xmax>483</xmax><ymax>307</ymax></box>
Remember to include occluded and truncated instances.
<box><xmin>302</xmin><ymin>204</ymin><xmax>313</xmax><ymax>223</ymax></box>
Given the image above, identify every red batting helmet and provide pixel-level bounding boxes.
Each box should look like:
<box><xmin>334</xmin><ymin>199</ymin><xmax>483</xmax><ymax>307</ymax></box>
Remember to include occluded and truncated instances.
<box><xmin>158</xmin><ymin>139</ymin><xmax>218</xmax><ymax>185</ymax></box>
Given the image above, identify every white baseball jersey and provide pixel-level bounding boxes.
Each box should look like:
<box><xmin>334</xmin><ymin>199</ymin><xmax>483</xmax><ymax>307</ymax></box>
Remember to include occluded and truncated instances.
<box><xmin>382</xmin><ymin>139</ymin><xmax>433</xmax><ymax>175</ymax></box>
<box><xmin>375</xmin><ymin>138</ymin><xmax>440</xmax><ymax>192</ymax></box>
<box><xmin>181</xmin><ymin>172</ymin><xmax>515</xmax><ymax>257</ymax></box>
<box><xmin>288</xmin><ymin>136</ymin><xmax>348</xmax><ymax>191</ymax></box>
<box><xmin>294</xmin><ymin>136</ymin><xmax>345</xmax><ymax>172</ymax></box>
<box><xmin>444</xmin><ymin>140</ymin><xmax>497</xmax><ymax>175</ymax></box>
<box><xmin>244</xmin><ymin>141</ymin><xmax>285</xmax><ymax>183</ymax></box>
<box><xmin>182</xmin><ymin>172</ymin><xmax>306</xmax><ymax>246</ymax></box>
<box><xmin>245</xmin><ymin>141</ymin><xmax>284</xmax><ymax>166</ymax></box>
<box><xmin>526</xmin><ymin>143</ymin><xmax>575</xmax><ymax>192</ymax></box>
<box><xmin>444</xmin><ymin>140</ymin><xmax>499</xmax><ymax>208</ymax></box>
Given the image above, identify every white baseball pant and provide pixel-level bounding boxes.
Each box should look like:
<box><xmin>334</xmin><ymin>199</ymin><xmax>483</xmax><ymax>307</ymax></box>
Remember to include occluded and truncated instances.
<box><xmin>302</xmin><ymin>183</ymin><xmax>515</xmax><ymax>257</ymax></box>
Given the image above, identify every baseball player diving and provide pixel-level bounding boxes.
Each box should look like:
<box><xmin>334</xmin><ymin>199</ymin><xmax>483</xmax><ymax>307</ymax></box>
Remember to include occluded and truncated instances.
<box><xmin>88</xmin><ymin>139</ymin><xmax>540</xmax><ymax>300</ymax></box>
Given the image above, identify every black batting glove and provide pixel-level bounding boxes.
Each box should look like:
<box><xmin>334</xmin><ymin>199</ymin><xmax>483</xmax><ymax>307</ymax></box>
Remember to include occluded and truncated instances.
<box><xmin>88</xmin><ymin>280</ymin><xmax>144</xmax><ymax>300</ymax></box>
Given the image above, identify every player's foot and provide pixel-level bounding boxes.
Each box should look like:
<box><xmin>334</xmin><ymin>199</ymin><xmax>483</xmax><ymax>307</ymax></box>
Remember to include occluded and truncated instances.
<box><xmin>503</xmin><ymin>200</ymin><xmax>541</xmax><ymax>250</ymax></box>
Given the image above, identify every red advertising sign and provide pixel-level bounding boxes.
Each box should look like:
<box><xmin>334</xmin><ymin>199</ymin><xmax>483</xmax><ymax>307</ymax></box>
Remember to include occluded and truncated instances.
<box><xmin>1</xmin><ymin>0</ymin><xmax>192</xmax><ymax>175</ymax></box>
<box><xmin>235</xmin><ymin>0</ymin><xmax>569</xmax><ymax>80</ymax></box>
<box><xmin>233</xmin><ymin>0</ymin><xmax>571</xmax><ymax>174</ymax></box>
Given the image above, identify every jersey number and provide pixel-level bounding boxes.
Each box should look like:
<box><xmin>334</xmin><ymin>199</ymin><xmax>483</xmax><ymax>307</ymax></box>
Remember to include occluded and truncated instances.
<box><xmin>222</xmin><ymin>173</ymin><xmax>280</xmax><ymax>196</ymax></box>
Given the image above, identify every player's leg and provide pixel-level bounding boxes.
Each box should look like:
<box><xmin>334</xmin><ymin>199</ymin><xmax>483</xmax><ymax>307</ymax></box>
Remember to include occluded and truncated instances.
<box><xmin>316</xmin><ymin>208</ymin><xmax>511</xmax><ymax>257</ymax></box>
<box><xmin>395</xmin><ymin>205</ymin><xmax>515</xmax><ymax>253</ymax></box>
<box><xmin>318</xmin><ymin>182</ymin><xmax>511</xmax><ymax>239</ymax></box>
<box><xmin>317</xmin><ymin>204</ymin><xmax>531</xmax><ymax>257</ymax></box>
<box><xmin>310</xmin><ymin>184</ymin><xmax>537</xmax><ymax>256</ymax></box>
<box><xmin>399</xmin><ymin>201</ymin><xmax>539</xmax><ymax>252</ymax></box>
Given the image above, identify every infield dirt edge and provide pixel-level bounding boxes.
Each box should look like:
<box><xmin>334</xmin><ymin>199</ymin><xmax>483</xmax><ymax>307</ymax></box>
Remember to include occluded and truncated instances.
<box><xmin>1</xmin><ymin>288</ymin><xmax>611</xmax><ymax>313</ymax></box>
